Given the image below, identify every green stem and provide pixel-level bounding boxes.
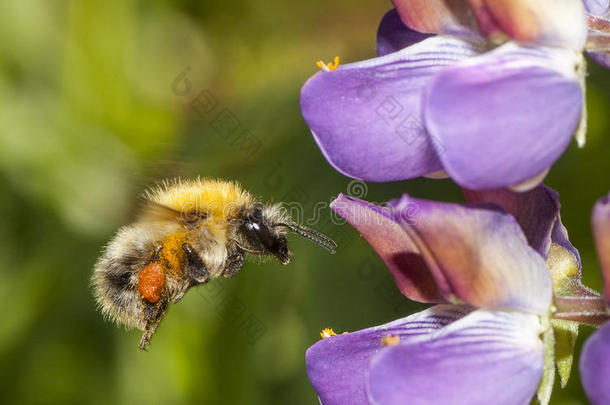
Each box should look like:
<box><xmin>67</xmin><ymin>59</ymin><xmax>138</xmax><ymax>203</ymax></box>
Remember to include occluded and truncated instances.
<box><xmin>552</xmin><ymin>295</ymin><xmax>610</xmax><ymax>326</ymax></box>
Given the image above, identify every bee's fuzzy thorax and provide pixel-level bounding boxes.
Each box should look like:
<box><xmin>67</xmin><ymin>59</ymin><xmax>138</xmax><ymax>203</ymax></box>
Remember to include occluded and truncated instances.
<box><xmin>144</xmin><ymin>177</ymin><xmax>254</xmax><ymax>223</ymax></box>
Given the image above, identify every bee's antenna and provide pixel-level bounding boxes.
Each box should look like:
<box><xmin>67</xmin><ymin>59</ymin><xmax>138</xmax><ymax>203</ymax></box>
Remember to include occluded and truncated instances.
<box><xmin>275</xmin><ymin>223</ymin><xmax>337</xmax><ymax>254</ymax></box>
<box><xmin>292</xmin><ymin>223</ymin><xmax>337</xmax><ymax>246</ymax></box>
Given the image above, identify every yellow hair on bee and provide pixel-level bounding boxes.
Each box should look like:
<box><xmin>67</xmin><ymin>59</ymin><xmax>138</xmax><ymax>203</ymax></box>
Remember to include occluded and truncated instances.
<box><xmin>145</xmin><ymin>177</ymin><xmax>253</xmax><ymax>223</ymax></box>
<box><xmin>159</xmin><ymin>232</ymin><xmax>188</xmax><ymax>277</ymax></box>
<box><xmin>93</xmin><ymin>176</ymin><xmax>337</xmax><ymax>349</ymax></box>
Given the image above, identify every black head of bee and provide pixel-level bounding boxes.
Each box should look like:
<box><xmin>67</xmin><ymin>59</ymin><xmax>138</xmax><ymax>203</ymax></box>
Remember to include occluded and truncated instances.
<box><xmin>241</xmin><ymin>207</ymin><xmax>292</xmax><ymax>264</ymax></box>
<box><xmin>239</xmin><ymin>206</ymin><xmax>337</xmax><ymax>264</ymax></box>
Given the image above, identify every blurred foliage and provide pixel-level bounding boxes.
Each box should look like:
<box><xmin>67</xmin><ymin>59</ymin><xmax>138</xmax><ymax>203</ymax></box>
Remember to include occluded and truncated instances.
<box><xmin>0</xmin><ymin>1</ymin><xmax>608</xmax><ymax>404</ymax></box>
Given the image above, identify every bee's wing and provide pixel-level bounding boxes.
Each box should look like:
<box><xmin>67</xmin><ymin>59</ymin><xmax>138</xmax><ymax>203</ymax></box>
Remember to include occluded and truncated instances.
<box><xmin>139</xmin><ymin>201</ymin><xmax>208</xmax><ymax>227</ymax></box>
<box><xmin>138</xmin><ymin>201</ymin><xmax>185</xmax><ymax>223</ymax></box>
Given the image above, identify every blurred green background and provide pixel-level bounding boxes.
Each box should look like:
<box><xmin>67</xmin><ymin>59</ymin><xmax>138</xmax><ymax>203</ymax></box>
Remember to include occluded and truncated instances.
<box><xmin>0</xmin><ymin>1</ymin><xmax>609</xmax><ymax>404</ymax></box>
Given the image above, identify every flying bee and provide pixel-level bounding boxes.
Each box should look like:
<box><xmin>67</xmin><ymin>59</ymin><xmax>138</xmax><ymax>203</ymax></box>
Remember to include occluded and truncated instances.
<box><xmin>92</xmin><ymin>178</ymin><xmax>336</xmax><ymax>349</ymax></box>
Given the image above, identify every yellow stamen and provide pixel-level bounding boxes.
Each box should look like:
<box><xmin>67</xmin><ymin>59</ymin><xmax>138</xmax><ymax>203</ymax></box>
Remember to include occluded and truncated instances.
<box><xmin>315</xmin><ymin>56</ymin><xmax>340</xmax><ymax>72</ymax></box>
<box><xmin>320</xmin><ymin>328</ymin><xmax>337</xmax><ymax>339</ymax></box>
<box><xmin>328</xmin><ymin>56</ymin><xmax>340</xmax><ymax>70</ymax></box>
<box><xmin>380</xmin><ymin>334</ymin><xmax>400</xmax><ymax>347</ymax></box>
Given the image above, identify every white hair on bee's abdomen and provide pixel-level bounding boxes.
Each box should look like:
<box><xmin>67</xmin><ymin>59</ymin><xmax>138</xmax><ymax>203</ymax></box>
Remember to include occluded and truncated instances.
<box><xmin>91</xmin><ymin>211</ymin><xmax>238</xmax><ymax>330</ymax></box>
<box><xmin>91</xmin><ymin>223</ymin><xmax>174</xmax><ymax>330</ymax></box>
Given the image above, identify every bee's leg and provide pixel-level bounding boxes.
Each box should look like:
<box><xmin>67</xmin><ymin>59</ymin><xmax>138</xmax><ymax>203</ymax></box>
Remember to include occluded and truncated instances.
<box><xmin>222</xmin><ymin>253</ymin><xmax>244</xmax><ymax>278</ymax></box>
<box><xmin>171</xmin><ymin>290</ymin><xmax>187</xmax><ymax>304</ymax></box>
<box><xmin>171</xmin><ymin>279</ymin><xmax>197</xmax><ymax>303</ymax></box>
<box><xmin>139</xmin><ymin>299</ymin><xmax>168</xmax><ymax>350</ymax></box>
<box><xmin>182</xmin><ymin>243</ymin><xmax>209</xmax><ymax>283</ymax></box>
<box><xmin>150</xmin><ymin>244</ymin><xmax>163</xmax><ymax>260</ymax></box>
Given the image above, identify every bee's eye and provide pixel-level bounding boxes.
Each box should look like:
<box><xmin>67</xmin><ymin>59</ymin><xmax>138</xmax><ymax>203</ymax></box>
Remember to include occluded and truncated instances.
<box><xmin>244</xmin><ymin>209</ymin><xmax>275</xmax><ymax>249</ymax></box>
<box><xmin>241</xmin><ymin>208</ymin><xmax>290</xmax><ymax>264</ymax></box>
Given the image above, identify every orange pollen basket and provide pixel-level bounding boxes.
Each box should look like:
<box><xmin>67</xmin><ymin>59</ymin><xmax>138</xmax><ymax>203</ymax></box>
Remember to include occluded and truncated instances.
<box><xmin>138</xmin><ymin>262</ymin><xmax>165</xmax><ymax>303</ymax></box>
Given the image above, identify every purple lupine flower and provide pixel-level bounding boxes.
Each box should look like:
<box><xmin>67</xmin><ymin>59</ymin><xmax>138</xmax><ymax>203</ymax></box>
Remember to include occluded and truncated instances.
<box><xmin>585</xmin><ymin>0</ymin><xmax>610</xmax><ymax>15</ymax></box>
<box><xmin>307</xmin><ymin>185</ymin><xmax>607</xmax><ymax>405</ymax></box>
<box><xmin>392</xmin><ymin>0</ymin><xmax>588</xmax><ymax>49</ymax></box>
<box><xmin>583</xmin><ymin>0</ymin><xmax>610</xmax><ymax>68</ymax></box>
<box><xmin>300</xmin><ymin>2</ymin><xmax>610</xmax><ymax>190</ymax></box>
<box><xmin>580</xmin><ymin>194</ymin><xmax>610</xmax><ymax>404</ymax></box>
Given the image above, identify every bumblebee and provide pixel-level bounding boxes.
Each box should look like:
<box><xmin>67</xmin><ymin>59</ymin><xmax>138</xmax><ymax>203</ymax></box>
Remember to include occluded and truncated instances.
<box><xmin>92</xmin><ymin>178</ymin><xmax>336</xmax><ymax>349</ymax></box>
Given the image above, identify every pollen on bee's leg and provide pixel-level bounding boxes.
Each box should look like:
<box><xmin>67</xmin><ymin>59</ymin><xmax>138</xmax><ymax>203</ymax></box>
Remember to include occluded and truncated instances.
<box><xmin>380</xmin><ymin>334</ymin><xmax>400</xmax><ymax>347</ymax></box>
<box><xmin>139</xmin><ymin>262</ymin><xmax>165</xmax><ymax>303</ymax></box>
<box><xmin>315</xmin><ymin>56</ymin><xmax>340</xmax><ymax>72</ymax></box>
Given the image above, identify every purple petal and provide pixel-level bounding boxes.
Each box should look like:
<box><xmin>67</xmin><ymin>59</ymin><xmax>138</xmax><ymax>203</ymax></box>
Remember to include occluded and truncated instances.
<box><xmin>392</xmin><ymin>0</ymin><xmax>587</xmax><ymax>49</ymax></box>
<box><xmin>367</xmin><ymin>309</ymin><xmax>544</xmax><ymax>405</ymax></box>
<box><xmin>330</xmin><ymin>194</ymin><xmax>443</xmax><ymax>303</ymax></box>
<box><xmin>306</xmin><ymin>305</ymin><xmax>471</xmax><ymax>405</ymax></box>
<box><xmin>586</xmin><ymin>14</ymin><xmax>610</xmax><ymax>69</ymax></box>
<box><xmin>580</xmin><ymin>322</ymin><xmax>610</xmax><ymax>404</ymax></box>
<box><xmin>585</xmin><ymin>0</ymin><xmax>609</xmax><ymax>15</ymax></box>
<box><xmin>389</xmin><ymin>194</ymin><xmax>553</xmax><ymax>314</ymax></box>
<box><xmin>391</xmin><ymin>0</ymin><xmax>477</xmax><ymax>36</ymax></box>
<box><xmin>592</xmin><ymin>193</ymin><xmax>610</xmax><ymax>304</ymax></box>
<box><xmin>301</xmin><ymin>36</ymin><xmax>486</xmax><ymax>182</ymax></box>
<box><xmin>462</xmin><ymin>185</ymin><xmax>559</xmax><ymax>257</ymax></box>
<box><xmin>377</xmin><ymin>9</ymin><xmax>434</xmax><ymax>56</ymax></box>
<box><xmin>467</xmin><ymin>0</ymin><xmax>587</xmax><ymax>50</ymax></box>
<box><xmin>589</xmin><ymin>50</ymin><xmax>610</xmax><ymax>69</ymax></box>
<box><xmin>464</xmin><ymin>185</ymin><xmax>587</xmax><ymax>297</ymax></box>
<box><xmin>425</xmin><ymin>43</ymin><xmax>583</xmax><ymax>190</ymax></box>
